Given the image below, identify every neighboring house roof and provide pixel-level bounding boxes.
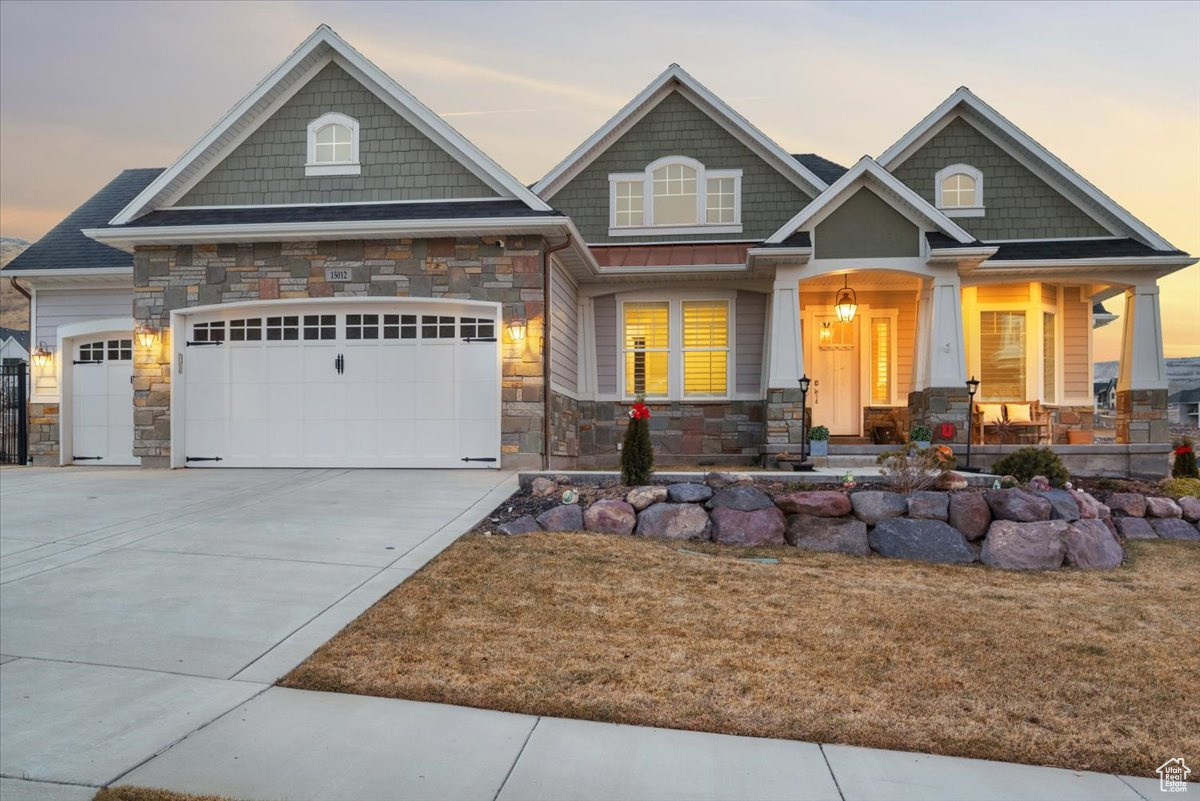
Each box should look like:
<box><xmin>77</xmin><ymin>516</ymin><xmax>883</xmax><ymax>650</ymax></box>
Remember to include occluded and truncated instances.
<box><xmin>1169</xmin><ymin>387</ymin><xmax>1200</xmax><ymax>404</ymax></box>
<box><xmin>766</xmin><ymin>156</ymin><xmax>979</xmax><ymax>245</ymax></box>
<box><xmin>110</xmin><ymin>25</ymin><xmax>550</xmax><ymax>225</ymax></box>
<box><xmin>1093</xmin><ymin>379</ymin><xmax>1115</xmax><ymax>395</ymax></box>
<box><xmin>877</xmin><ymin>87</ymin><xmax>1177</xmax><ymax>251</ymax></box>
<box><xmin>792</xmin><ymin>154</ymin><xmax>849</xmax><ymax>185</ymax></box>
<box><xmin>988</xmin><ymin>238</ymin><xmax>1187</xmax><ymax>261</ymax></box>
<box><xmin>533</xmin><ymin>64</ymin><xmax>829</xmax><ymax>200</ymax></box>
<box><xmin>101</xmin><ymin>200</ymin><xmax>557</xmax><ymax>228</ymax></box>
<box><xmin>2</xmin><ymin>168</ymin><xmax>163</xmax><ymax>273</ymax></box>
<box><xmin>590</xmin><ymin>243</ymin><xmax>753</xmax><ymax>270</ymax></box>
<box><xmin>0</xmin><ymin>327</ymin><xmax>30</xmax><ymax>350</ymax></box>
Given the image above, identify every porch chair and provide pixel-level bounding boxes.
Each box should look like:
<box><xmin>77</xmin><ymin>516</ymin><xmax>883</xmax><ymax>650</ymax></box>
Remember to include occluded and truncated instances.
<box><xmin>973</xmin><ymin>401</ymin><xmax>1052</xmax><ymax>445</ymax></box>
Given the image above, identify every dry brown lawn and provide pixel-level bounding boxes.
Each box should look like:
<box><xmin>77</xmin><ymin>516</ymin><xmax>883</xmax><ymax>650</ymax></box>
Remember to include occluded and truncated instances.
<box><xmin>94</xmin><ymin>788</ymin><xmax>236</xmax><ymax>801</ymax></box>
<box><xmin>282</xmin><ymin>533</ymin><xmax>1200</xmax><ymax>778</ymax></box>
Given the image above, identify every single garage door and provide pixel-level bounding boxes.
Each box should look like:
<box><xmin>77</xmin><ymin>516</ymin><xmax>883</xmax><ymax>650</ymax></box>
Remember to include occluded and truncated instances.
<box><xmin>179</xmin><ymin>301</ymin><xmax>500</xmax><ymax>468</ymax></box>
<box><xmin>71</xmin><ymin>336</ymin><xmax>137</xmax><ymax>465</ymax></box>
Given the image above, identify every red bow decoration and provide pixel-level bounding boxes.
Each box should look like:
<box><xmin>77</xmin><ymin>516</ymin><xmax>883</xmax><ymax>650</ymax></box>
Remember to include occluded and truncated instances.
<box><xmin>628</xmin><ymin>402</ymin><xmax>651</xmax><ymax>420</ymax></box>
<box><xmin>1174</xmin><ymin>445</ymin><xmax>1193</xmax><ymax>456</ymax></box>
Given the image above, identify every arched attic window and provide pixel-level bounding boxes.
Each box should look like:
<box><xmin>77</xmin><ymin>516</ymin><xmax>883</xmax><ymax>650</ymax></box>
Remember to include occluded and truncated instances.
<box><xmin>306</xmin><ymin>112</ymin><xmax>361</xmax><ymax>176</ymax></box>
<box><xmin>609</xmin><ymin>156</ymin><xmax>742</xmax><ymax>235</ymax></box>
<box><xmin>934</xmin><ymin>164</ymin><xmax>983</xmax><ymax>217</ymax></box>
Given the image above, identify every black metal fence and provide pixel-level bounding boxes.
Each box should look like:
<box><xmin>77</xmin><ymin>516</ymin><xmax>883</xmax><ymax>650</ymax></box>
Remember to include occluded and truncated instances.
<box><xmin>1</xmin><ymin>361</ymin><xmax>28</xmax><ymax>465</ymax></box>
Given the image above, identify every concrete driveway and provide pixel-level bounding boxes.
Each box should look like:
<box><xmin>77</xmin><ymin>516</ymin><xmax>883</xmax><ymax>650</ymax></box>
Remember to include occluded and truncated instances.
<box><xmin>0</xmin><ymin>466</ymin><xmax>515</xmax><ymax>791</ymax></box>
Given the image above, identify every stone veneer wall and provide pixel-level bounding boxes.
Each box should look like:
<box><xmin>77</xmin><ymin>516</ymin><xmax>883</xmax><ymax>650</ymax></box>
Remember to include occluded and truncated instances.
<box><xmin>28</xmin><ymin>403</ymin><xmax>59</xmax><ymax>466</ymax></box>
<box><xmin>1048</xmin><ymin>405</ymin><xmax>1096</xmax><ymax>444</ymax></box>
<box><xmin>549</xmin><ymin>390</ymin><xmax>580</xmax><ymax>468</ymax></box>
<box><xmin>132</xmin><ymin>236</ymin><xmax>547</xmax><ymax>468</ymax></box>
<box><xmin>1115</xmin><ymin>389</ymin><xmax>1169</xmax><ymax>444</ymax></box>
<box><xmin>765</xmin><ymin>389</ymin><xmax>807</xmax><ymax>446</ymax></box>
<box><xmin>576</xmin><ymin>400</ymin><xmax>765</xmax><ymax>468</ymax></box>
<box><xmin>907</xmin><ymin>388</ymin><xmax>970</xmax><ymax>444</ymax></box>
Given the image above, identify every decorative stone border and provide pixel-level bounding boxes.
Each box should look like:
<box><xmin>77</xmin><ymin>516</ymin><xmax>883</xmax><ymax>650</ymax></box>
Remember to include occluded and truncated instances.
<box><xmin>500</xmin><ymin>473</ymin><xmax>1200</xmax><ymax>572</ymax></box>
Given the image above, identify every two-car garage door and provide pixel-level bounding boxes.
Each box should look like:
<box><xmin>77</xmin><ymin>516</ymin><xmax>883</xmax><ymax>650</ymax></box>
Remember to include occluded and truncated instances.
<box><xmin>177</xmin><ymin>301</ymin><xmax>500</xmax><ymax>468</ymax></box>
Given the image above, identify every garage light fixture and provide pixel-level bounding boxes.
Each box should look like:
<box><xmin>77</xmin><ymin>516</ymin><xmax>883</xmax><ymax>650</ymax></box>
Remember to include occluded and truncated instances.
<box><xmin>136</xmin><ymin>322</ymin><xmax>159</xmax><ymax>348</ymax></box>
<box><xmin>507</xmin><ymin>315</ymin><xmax>527</xmax><ymax>343</ymax></box>
<box><xmin>32</xmin><ymin>341</ymin><xmax>53</xmax><ymax>368</ymax></box>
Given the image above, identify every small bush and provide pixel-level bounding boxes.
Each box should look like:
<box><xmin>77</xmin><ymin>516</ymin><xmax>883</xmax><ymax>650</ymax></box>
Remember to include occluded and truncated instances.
<box><xmin>910</xmin><ymin>425</ymin><xmax>932</xmax><ymax>442</ymax></box>
<box><xmin>877</xmin><ymin>444</ymin><xmax>948</xmax><ymax>494</ymax></box>
<box><xmin>621</xmin><ymin>399</ymin><xmax>654</xmax><ymax>486</ymax></box>
<box><xmin>991</xmin><ymin>447</ymin><xmax>1069</xmax><ymax>487</ymax></box>
<box><xmin>1162</xmin><ymin>477</ymin><xmax>1200</xmax><ymax>500</ymax></box>
<box><xmin>809</xmin><ymin>425</ymin><xmax>829</xmax><ymax>441</ymax></box>
<box><xmin>1172</xmin><ymin>437</ymin><xmax>1199</xmax><ymax>479</ymax></box>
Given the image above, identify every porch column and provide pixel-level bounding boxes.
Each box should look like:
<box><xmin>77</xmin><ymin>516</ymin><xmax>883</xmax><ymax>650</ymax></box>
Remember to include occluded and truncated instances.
<box><xmin>765</xmin><ymin>277</ymin><xmax>806</xmax><ymax>448</ymax></box>
<box><xmin>926</xmin><ymin>274</ymin><xmax>967</xmax><ymax>388</ymax></box>
<box><xmin>908</xmin><ymin>273</ymin><xmax>969</xmax><ymax>443</ymax></box>
<box><xmin>1116</xmin><ymin>282</ymin><xmax>1169</xmax><ymax>443</ymax></box>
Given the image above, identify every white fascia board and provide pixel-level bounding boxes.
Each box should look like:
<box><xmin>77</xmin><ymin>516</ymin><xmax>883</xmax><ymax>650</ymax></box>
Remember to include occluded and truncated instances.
<box><xmin>1</xmin><ymin>266</ymin><xmax>132</xmax><ymax>278</ymax></box>
<box><xmin>533</xmin><ymin>65</ymin><xmax>827</xmax><ymax>200</ymax></box>
<box><xmin>765</xmin><ymin>157</ymin><xmax>975</xmax><ymax>244</ymax></box>
<box><xmin>981</xmin><ymin>255</ymin><xmax>1197</xmax><ymax>269</ymax></box>
<box><xmin>111</xmin><ymin>25</ymin><xmax>549</xmax><ymax>225</ymax></box>
<box><xmin>927</xmin><ymin>246</ymin><xmax>1000</xmax><ymax>261</ymax></box>
<box><xmin>878</xmin><ymin>87</ymin><xmax>1176</xmax><ymax>251</ymax></box>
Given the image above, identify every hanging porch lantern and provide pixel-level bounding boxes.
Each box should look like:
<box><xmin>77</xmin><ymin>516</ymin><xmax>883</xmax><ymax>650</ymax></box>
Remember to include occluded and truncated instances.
<box><xmin>834</xmin><ymin>275</ymin><xmax>858</xmax><ymax>323</ymax></box>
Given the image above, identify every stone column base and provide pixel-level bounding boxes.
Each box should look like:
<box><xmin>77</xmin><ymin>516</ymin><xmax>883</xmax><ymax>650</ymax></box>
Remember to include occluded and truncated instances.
<box><xmin>1115</xmin><ymin>389</ymin><xmax>1168</xmax><ymax>444</ymax></box>
<box><xmin>765</xmin><ymin>389</ymin><xmax>810</xmax><ymax>447</ymax></box>
<box><xmin>907</xmin><ymin>387</ymin><xmax>970</xmax><ymax>444</ymax></box>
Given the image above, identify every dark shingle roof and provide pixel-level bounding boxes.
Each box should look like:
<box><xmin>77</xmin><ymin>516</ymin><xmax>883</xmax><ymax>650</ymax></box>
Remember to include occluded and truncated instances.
<box><xmin>0</xmin><ymin>327</ymin><xmax>29</xmax><ymax>350</ymax></box>
<box><xmin>103</xmin><ymin>199</ymin><xmax>558</xmax><ymax>228</ymax></box>
<box><xmin>925</xmin><ymin>232</ymin><xmax>985</xmax><ymax>249</ymax></box>
<box><xmin>3</xmin><ymin>169</ymin><xmax>164</xmax><ymax>272</ymax></box>
<box><xmin>791</xmin><ymin>154</ymin><xmax>848</xmax><ymax>185</ymax></box>
<box><xmin>987</xmin><ymin>238</ymin><xmax>1186</xmax><ymax>261</ymax></box>
<box><xmin>1169</xmin><ymin>387</ymin><xmax>1200</xmax><ymax>404</ymax></box>
<box><xmin>761</xmin><ymin>231</ymin><xmax>811</xmax><ymax>249</ymax></box>
<box><xmin>1093</xmin><ymin>379</ymin><xmax>1114</xmax><ymax>394</ymax></box>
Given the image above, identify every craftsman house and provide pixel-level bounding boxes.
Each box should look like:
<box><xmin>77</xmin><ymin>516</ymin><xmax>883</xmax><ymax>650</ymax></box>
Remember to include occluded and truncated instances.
<box><xmin>3</xmin><ymin>25</ymin><xmax>1193</xmax><ymax>474</ymax></box>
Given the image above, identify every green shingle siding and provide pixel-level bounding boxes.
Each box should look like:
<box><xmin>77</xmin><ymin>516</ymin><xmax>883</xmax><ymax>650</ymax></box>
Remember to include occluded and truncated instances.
<box><xmin>178</xmin><ymin>63</ymin><xmax>497</xmax><ymax>206</ymax></box>
<box><xmin>550</xmin><ymin>92</ymin><xmax>813</xmax><ymax>243</ymax></box>
<box><xmin>890</xmin><ymin>117</ymin><xmax>1109</xmax><ymax>240</ymax></box>
<box><xmin>814</xmin><ymin>188</ymin><xmax>919</xmax><ymax>259</ymax></box>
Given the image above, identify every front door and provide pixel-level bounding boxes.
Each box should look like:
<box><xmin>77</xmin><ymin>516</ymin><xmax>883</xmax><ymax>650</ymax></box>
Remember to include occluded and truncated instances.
<box><xmin>811</xmin><ymin>314</ymin><xmax>859</xmax><ymax>436</ymax></box>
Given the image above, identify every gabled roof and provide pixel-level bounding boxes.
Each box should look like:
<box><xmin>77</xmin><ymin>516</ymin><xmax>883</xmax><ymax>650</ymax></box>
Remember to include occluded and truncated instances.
<box><xmin>792</xmin><ymin>154</ymin><xmax>848</xmax><ymax>185</ymax></box>
<box><xmin>532</xmin><ymin>64</ymin><xmax>828</xmax><ymax>200</ymax></box>
<box><xmin>766</xmin><ymin>156</ymin><xmax>978</xmax><ymax>245</ymax></box>
<box><xmin>3</xmin><ymin>169</ymin><xmax>163</xmax><ymax>273</ymax></box>
<box><xmin>110</xmin><ymin>25</ymin><xmax>550</xmax><ymax>225</ymax></box>
<box><xmin>0</xmin><ymin>327</ymin><xmax>29</xmax><ymax>350</ymax></box>
<box><xmin>877</xmin><ymin>87</ymin><xmax>1177</xmax><ymax>252</ymax></box>
<box><xmin>987</xmin><ymin>237</ymin><xmax>1186</xmax><ymax>261</ymax></box>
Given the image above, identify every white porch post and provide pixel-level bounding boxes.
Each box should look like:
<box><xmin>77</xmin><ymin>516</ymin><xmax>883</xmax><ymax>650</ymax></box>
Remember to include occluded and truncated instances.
<box><xmin>1116</xmin><ymin>282</ymin><xmax>1168</xmax><ymax>392</ymax></box>
<box><xmin>768</xmin><ymin>278</ymin><xmax>804</xmax><ymax>388</ymax></box>
<box><xmin>925</xmin><ymin>273</ymin><xmax>967</xmax><ymax>388</ymax></box>
<box><xmin>913</xmin><ymin>282</ymin><xmax>932</xmax><ymax>390</ymax></box>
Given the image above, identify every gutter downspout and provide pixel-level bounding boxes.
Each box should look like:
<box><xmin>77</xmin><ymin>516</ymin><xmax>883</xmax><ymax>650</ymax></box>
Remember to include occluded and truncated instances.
<box><xmin>9</xmin><ymin>277</ymin><xmax>31</xmax><ymax>301</ymax></box>
<box><xmin>541</xmin><ymin>235</ymin><xmax>573</xmax><ymax>471</ymax></box>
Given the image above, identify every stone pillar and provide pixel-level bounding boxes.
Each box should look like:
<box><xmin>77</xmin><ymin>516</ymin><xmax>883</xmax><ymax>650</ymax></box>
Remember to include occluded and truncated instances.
<box><xmin>908</xmin><ymin>273</ymin><xmax>969</xmax><ymax>443</ymax></box>
<box><xmin>1116</xmin><ymin>282</ymin><xmax>1169</xmax><ymax>443</ymax></box>
<box><xmin>765</xmin><ymin>277</ymin><xmax>806</xmax><ymax>447</ymax></box>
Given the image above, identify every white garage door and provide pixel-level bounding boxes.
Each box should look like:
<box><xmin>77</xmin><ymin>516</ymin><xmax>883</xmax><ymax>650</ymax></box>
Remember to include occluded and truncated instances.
<box><xmin>180</xmin><ymin>302</ymin><xmax>500</xmax><ymax>468</ymax></box>
<box><xmin>71</xmin><ymin>336</ymin><xmax>137</xmax><ymax>466</ymax></box>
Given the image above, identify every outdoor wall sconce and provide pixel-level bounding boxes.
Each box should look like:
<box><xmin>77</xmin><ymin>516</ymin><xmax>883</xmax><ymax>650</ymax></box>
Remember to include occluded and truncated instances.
<box><xmin>834</xmin><ymin>275</ymin><xmax>858</xmax><ymax>323</ymax></box>
<box><xmin>507</xmin><ymin>315</ymin><xmax>527</xmax><ymax>343</ymax></box>
<box><xmin>32</xmin><ymin>341</ymin><xmax>53</xmax><ymax>368</ymax></box>
<box><xmin>135</xmin><ymin>322</ymin><xmax>159</xmax><ymax>348</ymax></box>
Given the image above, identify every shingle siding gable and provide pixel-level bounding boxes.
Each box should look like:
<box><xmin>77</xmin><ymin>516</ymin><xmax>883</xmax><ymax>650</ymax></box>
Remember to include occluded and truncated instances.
<box><xmin>177</xmin><ymin>62</ymin><xmax>498</xmax><ymax>207</ymax></box>
<box><xmin>890</xmin><ymin>116</ymin><xmax>1110</xmax><ymax>240</ymax></box>
<box><xmin>550</xmin><ymin>91</ymin><xmax>814</xmax><ymax>244</ymax></box>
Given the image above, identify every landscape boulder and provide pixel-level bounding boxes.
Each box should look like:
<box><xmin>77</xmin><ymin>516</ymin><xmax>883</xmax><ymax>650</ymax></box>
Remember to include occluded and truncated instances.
<box><xmin>710</xmin><ymin>506</ymin><xmax>786</xmax><ymax>547</ymax></box>
<box><xmin>530</xmin><ymin>477</ymin><xmax>558</xmax><ymax>498</ymax></box>
<box><xmin>1037</xmin><ymin>490</ymin><xmax>1081</xmax><ymax>522</ymax></box>
<box><xmin>868</xmin><ymin>518</ymin><xmax>977</xmax><ymax>564</ymax></box>
<box><xmin>785</xmin><ymin>515</ymin><xmax>869</xmax><ymax>556</ymax></box>
<box><xmin>1071</xmin><ymin>490</ymin><xmax>1109</xmax><ymax>520</ymax></box>
<box><xmin>1144</xmin><ymin>496</ymin><xmax>1183</xmax><ymax>519</ymax></box>
<box><xmin>1107</xmin><ymin>493</ymin><xmax>1146</xmax><ymax>517</ymax></box>
<box><xmin>980</xmin><ymin>520</ymin><xmax>1068</xmax><ymax>571</ymax></box>
<box><xmin>907</xmin><ymin>491</ymin><xmax>949</xmax><ymax>521</ymax></box>
<box><xmin>536</xmin><ymin>504</ymin><xmax>584</xmax><ymax>532</ymax></box>
<box><xmin>985</xmin><ymin>489</ymin><xmax>1052</xmax><ymax>522</ymax></box>
<box><xmin>667</xmin><ymin>482</ymin><xmax>713</xmax><ymax>503</ymax></box>
<box><xmin>706</xmin><ymin>485</ymin><xmax>776</xmax><ymax>512</ymax></box>
<box><xmin>625</xmin><ymin>485</ymin><xmax>668</xmax><ymax>511</ymax></box>
<box><xmin>497</xmin><ymin>516</ymin><xmax>540</xmax><ymax>536</ymax></box>
<box><xmin>947</xmin><ymin>492</ymin><xmax>992</xmax><ymax>541</ymax></box>
<box><xmin>936</xmin><ymin>471</ymin><xmax>969</xmax><ymax>491</ymax></box>
<box><xmin>849</xmin><ymin>491</ymin><xmax>909</xmax><ymax>525</ymax></box>
<box><xmin>1179</xmin><ymin>496</ymin><xmax>1200</xmax><ymax>523</ymax></box>
<box><xmin>774</xmin><ymin>490</ymin><xmax>851</xmax><ymax>517</ymax></box>
<box><xmin>584</xmin><ymin>499</ymin><xmax>637</xmax><ymax>535</ymax></box>
<box><xmin>1113</xmin><ymin>516</ymin><xmax>1157</xmax><ymax>540</ymax></box>
<box><xmin>1064</xmin><ymin>519</ymin><xmax>1124</xmax><ymax>570</ymax></box>
<box><xmin>635</xmin><ymin>503</ymin><xmax>712</xmax><ymax>541</ymax></box>
<box><xmin>1149</xmin><ymin>518</ymin><xmax>1200</xmax><ymax>541</ymax></box>
<box><xmin>705</xmin><ymin>471</ymin><xmax>753</xmax><ymax>489</ymax></box>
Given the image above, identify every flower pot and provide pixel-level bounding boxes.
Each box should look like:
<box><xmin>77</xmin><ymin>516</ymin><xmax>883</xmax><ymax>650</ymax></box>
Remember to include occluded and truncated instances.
<box><xmin>1067</xmin><ymin>430</ymin><xmax>1094</xmax><ymax>445</ymax></box>
<box><xmin>915</xmin><ymin>440</ymin><xmax>932</xmax><ymax>449</ymax></box>
<box><xmin>809</xmin><ymin>439</ymin><xmax>828</xmax><ymax>457</ymax></box>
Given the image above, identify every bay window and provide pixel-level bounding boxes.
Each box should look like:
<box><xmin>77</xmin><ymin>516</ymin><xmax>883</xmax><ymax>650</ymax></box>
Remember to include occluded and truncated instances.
<box><xmin>620</xmin><ymin>295</ymin><xmax>732</xmax><ymax>399</ymax></box>
<box><xmin>609</xmin><ymin>157</ymin><xmax>742</xmax><ymax>235</ymax></box>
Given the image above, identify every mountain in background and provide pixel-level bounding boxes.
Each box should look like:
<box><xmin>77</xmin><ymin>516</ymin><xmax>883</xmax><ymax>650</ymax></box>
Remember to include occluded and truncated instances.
<box><xmin>0</xmin><ymin>236</ymin><xmax>32</xmax><ymax>331</ymax></box>
<box><xmin>1095</xmin><ymin>357</ymin><xmax>1200</xmax><ymax>397</ymax></box>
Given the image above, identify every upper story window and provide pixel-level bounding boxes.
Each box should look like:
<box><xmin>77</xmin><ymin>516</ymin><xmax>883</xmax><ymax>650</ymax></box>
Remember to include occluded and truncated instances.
<box><xmin>934</xmin><ymin>164</ymin><xmax>984</xmax><ymax>217</ymax></box>
<box><xmin>609</xmin><ymin>156</ymin><xmax>742</xmax><ymax>236</ymax></box>
<box><xmin>306</xmin><ymin>112</ymin><xmax>361</xmax><ymax>177</ymax></box>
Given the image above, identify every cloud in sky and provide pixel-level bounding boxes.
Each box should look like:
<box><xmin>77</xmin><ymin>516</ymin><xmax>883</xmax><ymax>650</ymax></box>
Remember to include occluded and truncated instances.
<box><xmin>1</xmin><ymin>0</ymin><xmax>1196</xmax><ymax>357</ymax></box>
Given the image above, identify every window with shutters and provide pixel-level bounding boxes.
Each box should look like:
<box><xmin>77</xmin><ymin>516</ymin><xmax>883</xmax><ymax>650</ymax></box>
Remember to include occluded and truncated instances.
<box><xmin>620</xmin><ymin>295</ymin><xmax>733</xmax><ymax>400</ymax></box>
<box><xmin>681</xmin><ymin>301</ymin><xmax>728</xmax><ymax>397</ymax></box>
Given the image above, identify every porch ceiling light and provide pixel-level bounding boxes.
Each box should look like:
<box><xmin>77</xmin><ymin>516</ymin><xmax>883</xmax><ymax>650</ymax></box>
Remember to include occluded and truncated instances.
<box><xmin>32</xmin><ymin>341</ymin><xmax>52</xmax><ymax>368</ymax></box>
<box><xmin>507</xmin><ymin>315</ymin><xmax>527</xmax><ymax>343</ymax></box>
<box><xmin>135</xmin><ymin>322</ymin><xmax>158</xmax><ymax>348</ymax></box>
<box><xmin>834</xmin><ymin>275</ymin><xmax>858</xmax><ymax>323</ymax></box>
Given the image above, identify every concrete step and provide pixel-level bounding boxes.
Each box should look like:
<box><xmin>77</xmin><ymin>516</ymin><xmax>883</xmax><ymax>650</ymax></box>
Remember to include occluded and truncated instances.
<box><xmin>823</xmin><ymin>455</ymin><xmax>883</xmax><ymax>468</ymax></box>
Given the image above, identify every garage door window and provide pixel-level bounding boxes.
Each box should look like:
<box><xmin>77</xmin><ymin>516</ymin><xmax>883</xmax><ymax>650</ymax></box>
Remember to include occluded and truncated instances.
<box><xmin>192</xmin><ymin>322</ymin><xmax>225</xmax><ymax>343</ymax></box>
<box><xmin>460</xmin><ymin>317</ymin><xmax>495</xmax><ymax>339</ymax></box>
<box><xmin>346</xmin><ymin>314</ymin><xmax>381</xmax><ymax>340</ymax></box>
<box><xmin>107</xmin><ymin>339</ymin><xmax>133</xmax><ymax>361</ymax></box>
<box><xmin>79</xmin><ymin>341</ymin><xmax>106</xmax><ymax>361</ymax></box>
<box><xmin>422</xmin><ymin>315</ymin><xmax>456</xmax><ymax>339</ymax></box>
<box><xmin>303</xmin><ymin>314</ymin><xmax>336</xmax><ymax>340</ymax></box>
<box><xmin>383</xmin><ymin>314</ymin><xmax>418</xmax><ymax>339</ymax></box>
<box><xmin>266</xmin><ymin>316</ymin><xmax>299</xmax><ymax>341</ymax></box>
<box><xmin>230</xmin><ymin>318</ymin><xmax>263</xmax><ymax>341</ymax></box>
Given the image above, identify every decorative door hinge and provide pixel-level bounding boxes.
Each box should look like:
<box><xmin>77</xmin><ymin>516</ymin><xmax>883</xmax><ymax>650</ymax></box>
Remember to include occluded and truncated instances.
<box><xmin>461</xmin><ymin>457</ymin><xmax>497</xmax><ymax>463</ymax></box>
<box><xmin>185</xmin><ymin>456</ymin><xmax>224</xmax><ymax>463</ymax></box>
<box><xmin>73</xmin><ymin>359</ymin><xmax>102</xmax><ymax>365</ymax></box>
<box><xmin>73</xmin><ymin>456</ymin><xmax>103</xmax><ymax>461</ymax></box>
<box><xmin>463</xmin><ymin>337</ymin><xmax>497</xmax><ymax>343</ymax></box>
<box><xmin>186</xmin><ymin>341</ymin><xmax>223</xmax><ymax>347</ymax></box>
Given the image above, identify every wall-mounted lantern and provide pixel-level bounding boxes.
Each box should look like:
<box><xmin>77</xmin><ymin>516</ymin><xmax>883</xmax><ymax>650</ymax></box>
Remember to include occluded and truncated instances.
<box><xmin>507</xmin><ymin>314</ymin><xmax>527</xmax><ymax>343</ymax></box>
<box><xmin>136</xmin><ymin>322</ymin><xmax>159</xmax><ymax>349</ymax></box>
<box><xmin>31</xmin><ymin>341</ymin><xmax>53</xmax><ymax>368</ymax></box>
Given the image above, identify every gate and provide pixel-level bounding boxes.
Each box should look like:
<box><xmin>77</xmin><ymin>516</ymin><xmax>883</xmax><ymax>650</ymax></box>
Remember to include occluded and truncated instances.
<box><xmin>0</xmin><ymin>361</ymin><xmax>28</xmax><ymax>465</ymax></box>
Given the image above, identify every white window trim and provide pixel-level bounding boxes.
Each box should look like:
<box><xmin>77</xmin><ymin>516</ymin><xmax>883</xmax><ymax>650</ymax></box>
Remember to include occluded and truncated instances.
<box><xmin>617</xmin><ymin>289</ymin><xmax>737</xmax><ymax>401</ymax></box>
<box><xmin>934</xmin><ymin>163</ymin><xmax>984</xmax><ymax>217</ymax></box>
<box><xmin>306</xmin><ymin>112</ymin><xmax>361</xmax><ymax>177</ymax></box>
<box><xmin>860</xmin><ymin>307</ymin><xmax>900</xmax><ymax>407</ymax></box>
<box><xmin>608</xmin><ymin>156</ymin><xmax>743</xmax><ymax>236</ymax></box>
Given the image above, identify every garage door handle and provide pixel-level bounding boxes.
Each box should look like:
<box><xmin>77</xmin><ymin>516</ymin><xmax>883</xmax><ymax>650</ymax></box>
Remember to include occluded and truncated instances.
<box><xmin>335</xmin><ymin>354</ymin><xmax>345</xmax><ymax>375</ymax></box>
<box><xmin>463</xmin><ymin>337</ymin><xmax>497</xmax><ymax>343</ymax></box>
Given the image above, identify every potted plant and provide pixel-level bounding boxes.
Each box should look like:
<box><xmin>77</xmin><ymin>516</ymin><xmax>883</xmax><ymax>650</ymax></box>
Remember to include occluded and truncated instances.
<box><xmin>808</xmin><ymin>425</ymin><xmax>830</xmax><ymax>457</ymax></box>
<box><xmin>910</xmin><ymin>425</ymin><xmax>932</xmax><ymax>449</ymax></box>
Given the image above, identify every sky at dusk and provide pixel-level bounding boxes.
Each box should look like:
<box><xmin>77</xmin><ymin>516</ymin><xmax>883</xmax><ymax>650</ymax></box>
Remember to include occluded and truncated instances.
<box><xmin>1</xmin><ymin>0</ymin><xmax>1196</xmax><ymax>358</ymax></box>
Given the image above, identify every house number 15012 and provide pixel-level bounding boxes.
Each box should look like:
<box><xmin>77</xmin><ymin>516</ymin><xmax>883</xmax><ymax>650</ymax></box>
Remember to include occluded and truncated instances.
<box><xmin>325</xmin><ymin>268</ymin><xmax>351</xmax><ymax>282</ymax></box>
